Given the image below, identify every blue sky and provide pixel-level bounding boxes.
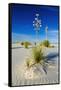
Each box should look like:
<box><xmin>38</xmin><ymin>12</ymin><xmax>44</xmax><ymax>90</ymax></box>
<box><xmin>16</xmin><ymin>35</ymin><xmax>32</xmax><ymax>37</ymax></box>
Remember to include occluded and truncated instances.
<box><xmin>11</xmin><ymin>4</ymin><xmax>59</xmax><ymax>43</ymax></box>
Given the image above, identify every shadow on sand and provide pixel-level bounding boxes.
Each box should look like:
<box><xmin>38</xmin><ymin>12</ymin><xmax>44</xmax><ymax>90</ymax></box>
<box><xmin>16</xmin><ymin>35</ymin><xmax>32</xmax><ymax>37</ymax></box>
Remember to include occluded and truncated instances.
<box><xmin>12</xmin><ymin>47</ymin><xmax>34</xmax><ymax>49</ymax></box>
<box><xmin>42</xmin><ymin>52</ymin><xmax>59</xmax><ymax>74</ymax></box>
<box><xmin>45</xmin><ymin>52</ymin><xmax>58</xmax><ymax>61</ymax></box>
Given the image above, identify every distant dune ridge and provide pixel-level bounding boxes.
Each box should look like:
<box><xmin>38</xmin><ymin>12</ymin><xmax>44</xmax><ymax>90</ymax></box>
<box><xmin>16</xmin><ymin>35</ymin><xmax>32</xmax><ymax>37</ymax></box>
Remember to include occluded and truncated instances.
<box><xmin>12</xmin><ymin>42</ymin><xmax>58</xmax><ymax>48</ymax></box>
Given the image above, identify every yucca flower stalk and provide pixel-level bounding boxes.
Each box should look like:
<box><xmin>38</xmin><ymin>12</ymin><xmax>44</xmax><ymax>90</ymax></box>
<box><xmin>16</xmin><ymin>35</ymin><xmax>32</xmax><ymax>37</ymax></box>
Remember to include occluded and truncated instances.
<box><xmin>33</xmin><ymin>14</ymin><xmax>42</xmax><ymax>44</ymax></box>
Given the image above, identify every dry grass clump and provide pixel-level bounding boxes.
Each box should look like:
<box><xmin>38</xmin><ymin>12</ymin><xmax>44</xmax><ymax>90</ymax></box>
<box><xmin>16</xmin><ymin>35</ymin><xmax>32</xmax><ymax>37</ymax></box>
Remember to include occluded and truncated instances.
<box><xmin>21</xmin><ymin>41</ymin><xmax>31</xmax><ymax>48</ymax></box>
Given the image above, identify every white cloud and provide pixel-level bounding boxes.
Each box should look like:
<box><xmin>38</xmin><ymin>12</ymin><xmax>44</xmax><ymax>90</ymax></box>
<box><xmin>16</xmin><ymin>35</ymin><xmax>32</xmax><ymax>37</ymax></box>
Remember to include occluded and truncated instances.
<box><xmin>48</xmin><ymin>30</ymin><xmax>58</xmax><ymax>33</ymax></box>
<box><xmin>12</xmin><ymin>30</ymin><xmax>58</xmax><ymax>43</ymax></box>
<box><xmin>12</xmin><ymin>33</ymin><xmax>36</xmax><ymax>42</ymax></box>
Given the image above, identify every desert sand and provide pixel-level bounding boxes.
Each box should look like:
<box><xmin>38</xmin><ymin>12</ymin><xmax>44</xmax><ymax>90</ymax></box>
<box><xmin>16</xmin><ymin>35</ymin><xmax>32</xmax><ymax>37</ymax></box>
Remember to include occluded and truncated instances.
<box><xmin>12</xmin><ymin>44</ymin><xmax>59</xmax><ymax>86</ymax></box>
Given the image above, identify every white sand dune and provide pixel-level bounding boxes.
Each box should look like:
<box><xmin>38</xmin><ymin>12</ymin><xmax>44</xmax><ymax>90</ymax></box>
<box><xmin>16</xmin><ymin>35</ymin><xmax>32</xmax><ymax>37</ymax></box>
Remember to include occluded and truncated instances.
<box><xmin>12</xmin><ymin>45</ymin><xmax>59</xmax><ymax>86</ymax></box>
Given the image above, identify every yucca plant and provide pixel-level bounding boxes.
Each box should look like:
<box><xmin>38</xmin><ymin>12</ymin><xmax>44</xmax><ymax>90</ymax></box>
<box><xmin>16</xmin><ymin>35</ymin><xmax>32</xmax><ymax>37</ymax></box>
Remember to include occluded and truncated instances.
<box><xmin>43</xmin><ymin>40</ymin><xmax>50</xmax><ymax>47</ymax></box>
<box><xmin>21</xmin><ymin>42</ymin><xmax>24</xmax><ymax>46</ymax></box>
<box><xmin>32</xmin><ymin>47</ymin><xmax>44</xmax><ymax>64</ymax></box>
<box><xmin>21</xmin><ymin>41</ymin><xmax>31</xmax><ymax>48</ymax></box>
<box><xmin>24</xmin><ymin>42</ymin><xmax>28</xmax><ymax>48</ymax></box>
<box><xmin>25</xmin><ymin>46</ymin><xmax>48</xmax><ymax>74</ymax></box>
<box><xmin>24</xmin><ymin>42</ymin><xmax>30</xmax><ymax>48</ymax></box>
